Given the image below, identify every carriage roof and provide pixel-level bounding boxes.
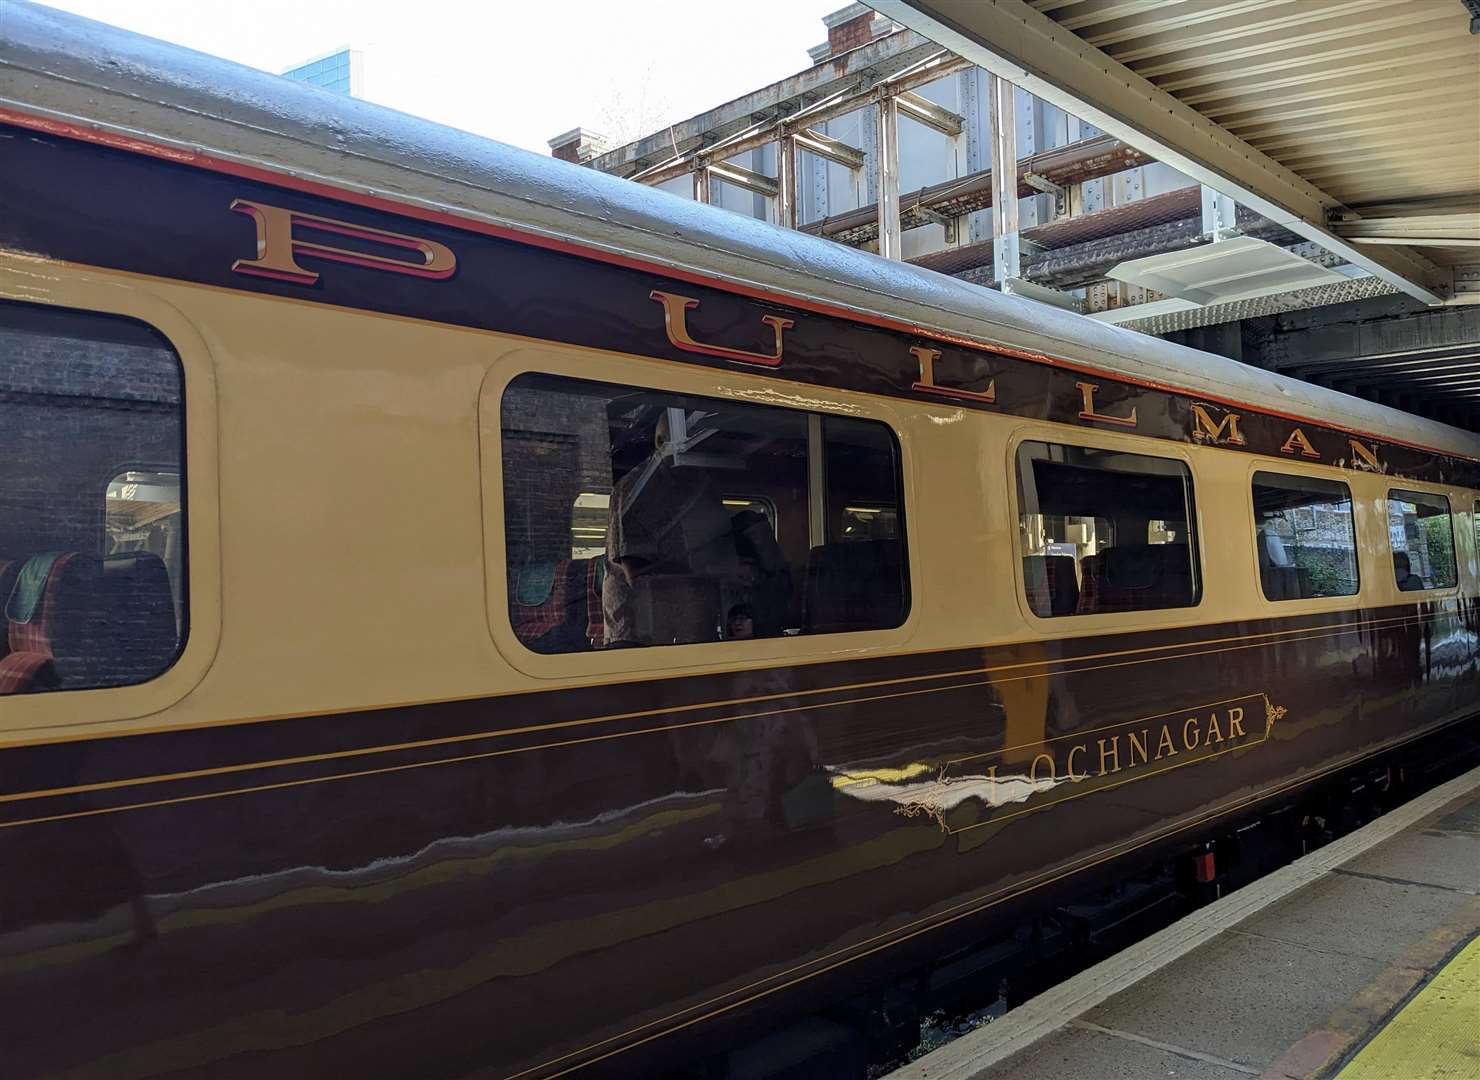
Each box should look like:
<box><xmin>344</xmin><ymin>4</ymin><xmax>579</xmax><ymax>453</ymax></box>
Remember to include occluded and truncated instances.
<box><xmin>3</xmin><ymin>3</ymin><xmax>1477</xmax><ymax>462</ymax></box>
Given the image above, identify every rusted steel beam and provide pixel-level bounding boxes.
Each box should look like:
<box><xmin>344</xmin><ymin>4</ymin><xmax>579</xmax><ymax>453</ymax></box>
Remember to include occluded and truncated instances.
<box><xmin>629</xmin><ymin>54</ymin><xmax>974</xmax><ymax>188</ymax></box>
<box><xmin>793</xmin><ymin>127</ymin><xmax>865</xmax><ymax>170</ymax></box>
<box><xmin>799</xmin><ymin>134</ymin><xmax>1152</xmax><ymax>246</ymax></box>
<box><xmin>706</xmin><ymin>160</ymin><xmax>778</xmax><ymax>198</ymax></box>
<box><xmin>896</xmin><ymin>90</ymin><xmax>963</xmax><ymax>136</ymax></box>
<box><xmin>589</xmin><ymin>30</ymin><xmax>948</xmax><ymax>178</ymax></box>
<box><xmin>912</xmin><ymin>188</ymin><xmax>1291</xmax><ymax>289</ymax></box>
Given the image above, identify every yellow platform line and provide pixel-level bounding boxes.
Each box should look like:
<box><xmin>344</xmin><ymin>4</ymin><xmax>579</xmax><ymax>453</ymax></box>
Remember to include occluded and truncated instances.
<box><xmin>1335</xmin><ymin>934</ymin><xmax>1480</xmax><ymax>1080</ymax></box>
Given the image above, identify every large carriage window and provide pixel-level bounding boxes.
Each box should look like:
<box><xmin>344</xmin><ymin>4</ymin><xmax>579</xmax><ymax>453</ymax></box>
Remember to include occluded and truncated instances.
<box><xmin>500</xmin><ymin>372</ymin><xmax>907</xmax><ymax>653</ymax></box>
<box><xmin>1252</xmin><ymin>473</ymin><xmax>1359</xmax><ymax>600</ymax></box>
<box><xmin>1017</xmin><ymin>441</ymin><xmax>1199</xmax><ymax>617</ymax></box>
<box><xmin>1387</xmin><ymin>489</ymin><xmax>1456</xmax><ymax>591</ymax></box>
<box><xmin>0</xmin><ymin>300</ymin><xmax>186</xmax><ymax>696</ymax></box>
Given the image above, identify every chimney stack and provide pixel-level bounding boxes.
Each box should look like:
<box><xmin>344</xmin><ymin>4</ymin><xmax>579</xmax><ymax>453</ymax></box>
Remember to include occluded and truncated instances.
<box><xmin>547</xmin><ymin>127</ymin><xmax>611</xmax><ymax>165</ymax></box>
<box><xmin>808</xmin><ymin>5</ymin><xmax>899</xmax><ymax>64</ymax></box>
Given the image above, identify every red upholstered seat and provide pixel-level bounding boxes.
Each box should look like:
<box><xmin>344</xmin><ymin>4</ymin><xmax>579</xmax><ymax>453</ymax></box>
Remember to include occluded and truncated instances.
<box><xmin>0</xmin><ymin>552</ymin><xmax>79</xmax><ymax>694</ymax></box>
<box><xmin>0</xmin><ymin>559</ymin><xmax>16</xmax><ymax>661</ymax></box>
<box><xmin>1023</xmin><ymin>555</ymin><xmax>1079</xmax><ymax>617</ymax></box>
<box><xmin>584</xmin><ymin>558</ymin><xmax>605</xmax><ymax>649</ymax></box>
<box><xmin>510</xmin><ymin>558</ymin><xmax>603</xmax><ymax>653</ymax></box>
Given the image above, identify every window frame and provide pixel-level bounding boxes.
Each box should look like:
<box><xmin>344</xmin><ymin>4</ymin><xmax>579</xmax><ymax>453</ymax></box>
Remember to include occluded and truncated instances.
<box><xmin>479</xmin><ymin>345</ymin><xmax>918</xmax><ymax>680</ymax></box>
<box><xmin>1006</xmin><ymin>425</ymin><xmax>1205</xmax><ymax>630</ymax></box>
<box><xmin>0</xmin><ymin>266</ymin><xmax>220</xmax><ymax>736</ymax></box>
<box><xmin>1384</xmin><ymin>486</ymin><xmax>1459</xmax><ymax>595</ymax></box>
<box><xmin>1247</xmin><ymin>468</ymin><xmax>1361</xmax><ymax>605</ymax></box>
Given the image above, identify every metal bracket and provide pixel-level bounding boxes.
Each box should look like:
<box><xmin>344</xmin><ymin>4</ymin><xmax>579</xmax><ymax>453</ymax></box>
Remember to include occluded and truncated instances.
<box><xmin>1022</xmin><ymin>171</ymin><xmax>1068</xmax><ymax>219</ymax></box>
<box><xmin>1002</xmin><ymin>276</ymin><xmax>1084</xmax><ymax>313</ymax></box>
<box><xmin>915</xmin><ymin>205</ymin><xmax>959</xmax><ymax>244</ymax></box>
<box><xmin>1200</xmin><ymin>185</ymin><xmax>1238</xmax><ymax>242</ymax></box>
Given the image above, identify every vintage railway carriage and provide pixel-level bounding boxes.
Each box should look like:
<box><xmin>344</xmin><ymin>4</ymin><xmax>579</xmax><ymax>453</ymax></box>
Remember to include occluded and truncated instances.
<box><xmin>2</xmin><ymin>8</ymin><xmax>1478</xmax><ymax>1079</ymax></box>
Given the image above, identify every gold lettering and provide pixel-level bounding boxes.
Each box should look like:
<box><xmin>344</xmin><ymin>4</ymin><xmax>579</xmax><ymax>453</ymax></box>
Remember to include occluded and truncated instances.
<box><xmin>649</xmin><ymin>290</ymin><xmax>794</xmax><ymax>368</ymax></box>
<box><xmin>1156</xmin><ymin>725</ymin><xmax>1179</xmax><ymax>759</ymax></box>
<box><xmin>1077</xmin><ymin>381</ymin><xmax>1138</xmax><ymax>428</ymax></box>
<box><xmin>1280</xmin><ymin>428</ymin><xmax>1321</xmax><ymax>459</ymax></box>
<box><xmin>1189</xmin><ymin>404</ymin><xmax>1246</xmax><ymax>446</ymax></box>
<box><xmin>229</xmin><ymin>198</ymin><xmax>457</xmax><ymax>286</ymax></box>
<box><xmin>1349</xmin><ymin>439</ymin><xmax>1381</xmax><ymax>472</ymax></box>
<box><xmin>1128</xmin><ymin>728</ymin><xmax>1150</xmax><ymax>766</ymax></box>
<box><xmin>984</xmin><ymin>764</ymin><xmax>1000</xmax><ymax>805</ymax></box>
<box><xmin>1066</xmin><ymin>744</ymin><xmax>1088</xmax><ymax>781</ymax></box>
<box><xmin>1182</xmin><ymin>717</ymin><xmax>1200</xmax><ymax>751</ymax></box>
<box><xmin>1098</xmin><ymin>736</ymin><xmax>1122</xmax><ymax>775</ymax></box>
<box><xmin>1228</xmin><ymin>707</ymin><xmax>1246</xmax><ymax>739</ymax></box>
<box><xmin>1030</xmin><ymin>753</ymin><xmax>1056</xmax><ymax>782</ymax></box>
<box><xmin>1206</xmin><ymin>712</ymin><xmax>1224</xmax><ymax>744</ymax></box>
<box><xmin>911</xmin><ymin>345</ymin><xmax>996</xmax><ymax>404</ymax></box>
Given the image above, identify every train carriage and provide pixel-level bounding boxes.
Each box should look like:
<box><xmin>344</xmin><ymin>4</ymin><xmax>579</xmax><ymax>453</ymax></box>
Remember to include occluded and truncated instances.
<box><xmin>1</xmin><ymin>6</ymin><xmax>1478</xmax><ymax>1078</ymax></box>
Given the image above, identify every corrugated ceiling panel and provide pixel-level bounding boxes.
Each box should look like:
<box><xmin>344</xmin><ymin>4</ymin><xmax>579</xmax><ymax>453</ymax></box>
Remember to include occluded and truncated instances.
<box><xmin>1029</xmin><ymin>0</ymin><xmax>1480</xmax><ymax>210</ymax></box>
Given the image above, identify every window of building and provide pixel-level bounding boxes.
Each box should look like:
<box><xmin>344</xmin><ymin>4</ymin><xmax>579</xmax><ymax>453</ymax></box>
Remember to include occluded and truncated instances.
<box><xmin>1387</xmin><ymin>489</ymin><xmax>1457</xmax><ymax>591</ymax></box>
<box><xmin>1251</xmin><ymin>472</ymin><xmax>1359</xmax><ymax>601</ymax></box>
<box><xmin>501</xmin><ymin>373</ymin><xmax>907</xmax><ymax>653</ymax></box>
<box><xmin>1016</xmin><ymin>441</ymin><xmax>1199</xmax><ymax>617</ymax></box>
<box><xmin>0</xmin><ymin>299</ymin><xmax>187</xmax><ymax>695</ymax></box>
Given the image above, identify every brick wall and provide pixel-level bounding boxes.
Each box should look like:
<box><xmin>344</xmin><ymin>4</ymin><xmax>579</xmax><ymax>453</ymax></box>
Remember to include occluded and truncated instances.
<box><xmin>0</xmin><ymin>328</ymin><xmax>182</xmax><ymax>559</ymax></box>
<box><xmin>501</xmin><ymin>382</ymin><xmax>612</xmax><ymax>566</ymax></box>
<box><xmin>827</xmin><ymin>12</ymin><xmax>875</xmax><ymax>55</ymax></box>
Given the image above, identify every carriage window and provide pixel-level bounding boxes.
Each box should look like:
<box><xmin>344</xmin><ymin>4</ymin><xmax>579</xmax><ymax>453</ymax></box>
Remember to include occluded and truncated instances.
<box><xmin>1387</xmin><ymin>489</ymin><xmax>1456</xmax><ymax>591</ymax></box>
<box><xmin>1252</xmin><ymin>473</ymin><xmax>1359</xmax><ymax>601</ymax></box>
<box><xmin>1016</xmin><ymin>441</ymin><xmax>1199</xmax><ymax>617</ymax></box>
<box><xmin>0</xmin><ymin>299</ymin><xmax>186</xmax><ymax>696</ymax></box>
<box><xmin>501</xmin><ymin>372</ymin><xmax>907</xmax><ymax>653</ymax></box>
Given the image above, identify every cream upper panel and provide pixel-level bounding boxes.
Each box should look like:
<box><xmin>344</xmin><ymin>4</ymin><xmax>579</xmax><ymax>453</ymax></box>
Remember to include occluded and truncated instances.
<box><xmin>3</xmin><ymin>254</ymin><xmax>1474</xmax><ymax>744</ymax></box>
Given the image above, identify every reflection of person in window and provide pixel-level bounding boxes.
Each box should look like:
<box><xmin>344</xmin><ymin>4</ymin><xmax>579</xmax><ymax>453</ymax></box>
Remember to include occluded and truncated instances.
<box><xmin>727</xmin><ymin>604</ymin><xmax>755</xmax><ymax>640</ymax></box>
<box><xmin>602</xmin><ymin>412</ymin><xmax>734</xmax><ymax>645</ymax></box>
<box><xmin>731</xmin><ymin>509</ymin><xmax>792</xmax><ymax>637</ymax></box>
<box><xmin>1394</xmin><ymin>551</ymin><xmax>1424</xmax><ymax>591</ymax></box>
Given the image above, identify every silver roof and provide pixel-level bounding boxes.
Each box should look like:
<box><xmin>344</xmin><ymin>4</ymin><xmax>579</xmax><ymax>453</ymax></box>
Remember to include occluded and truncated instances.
<box><xmin>2</xmin><ymin>2</ymin><xmax>1476</xmax><ymax>460</ymax></box>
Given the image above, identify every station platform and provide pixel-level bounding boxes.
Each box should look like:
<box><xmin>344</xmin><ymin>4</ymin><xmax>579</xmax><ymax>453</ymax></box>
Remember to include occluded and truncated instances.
<box><xmin>892</xmin><ymin>764</ymin><xmax>1480</xmax><ymax>1080</ymax></box>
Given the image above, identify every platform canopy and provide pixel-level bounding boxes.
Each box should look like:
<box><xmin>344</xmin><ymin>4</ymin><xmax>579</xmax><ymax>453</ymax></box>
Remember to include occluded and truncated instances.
<box><xmin>873</xmin><ymin>0</ymin><xmax>1479</xmax><ymax>304</ymax></box>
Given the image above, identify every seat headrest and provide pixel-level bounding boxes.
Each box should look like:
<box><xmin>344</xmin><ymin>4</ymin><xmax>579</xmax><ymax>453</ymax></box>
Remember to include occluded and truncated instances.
<box><xmin>804</xmin><ymin>540</ymin><xmax>904</xmax><ymax>634</ymax></box>
<box><xmin>100</xmin><ymin>552</ymin><xmax>180</xmax><ymax>685</ymax></box>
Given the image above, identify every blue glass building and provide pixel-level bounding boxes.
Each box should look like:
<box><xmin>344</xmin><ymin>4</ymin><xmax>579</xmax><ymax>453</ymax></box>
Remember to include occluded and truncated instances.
<box><xmin>282</xmin><ymin>48</ymin><xmax>361</xmax><ymax>97</ymax></box>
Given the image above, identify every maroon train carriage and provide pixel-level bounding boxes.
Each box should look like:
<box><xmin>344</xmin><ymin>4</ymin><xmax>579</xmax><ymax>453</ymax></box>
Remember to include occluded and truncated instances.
<box><xmin>1</xmin><ymin>7</ymin><xmax>1478</xmax><ymax>1078</ymax></box>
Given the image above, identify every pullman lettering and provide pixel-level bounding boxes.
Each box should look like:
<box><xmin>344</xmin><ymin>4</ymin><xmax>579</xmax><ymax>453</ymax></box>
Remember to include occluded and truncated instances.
<box><xmin>229</xmin><ymin>198</ymin><xmax>457</xmax><ymax>285</ymax></box>
<box><xmin>911</xmin><ymin>346</ymin><xmax>997</xmax><ymax>404</ymax></box>
<box><xmin>649</xmin><ymin>290</ymin><xmax>793</xmax><ymax>367</ymax></box>
<box><xmin>1076</xmin><ymin>381</ymin><xmax>1139</xmax><ymax>428</ymax></box>
<box><xmin>1189</xmin><ymin>404</ymin><xmax>1246</xmax><ymax>446</ymax></box>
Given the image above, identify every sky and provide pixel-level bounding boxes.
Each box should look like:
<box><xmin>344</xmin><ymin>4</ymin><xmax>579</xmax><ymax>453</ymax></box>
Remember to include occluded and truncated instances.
<box><xmin>32</xmin><ymin>0</ymin><xmax>845</xmax><ymax>154</ymax></box>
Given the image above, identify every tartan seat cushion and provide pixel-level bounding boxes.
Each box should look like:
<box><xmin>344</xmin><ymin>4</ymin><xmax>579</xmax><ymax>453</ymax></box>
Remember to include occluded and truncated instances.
<box><xmin>0</xmin><ymin>650</ymin><xmax>57</xmax><ymax>695</ymax></box>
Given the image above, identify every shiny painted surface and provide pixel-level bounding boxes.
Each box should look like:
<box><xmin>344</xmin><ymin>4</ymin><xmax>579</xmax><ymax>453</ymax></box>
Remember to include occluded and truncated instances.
<box><xmin>0</xmin><ymin>9</ymin><xmax>1478</xmax><ymax>1078</ymax></box>
<box><xmin>2</xmin><ymin>607</ymin><xmax>1477</xmax><ymax>1078</ymax></box>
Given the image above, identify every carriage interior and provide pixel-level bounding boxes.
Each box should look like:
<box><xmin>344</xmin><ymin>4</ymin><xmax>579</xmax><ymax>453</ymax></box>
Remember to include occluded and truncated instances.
<box><xmin>501</xmin><ymin>373</ymin><xmax>908</xmax><ymax>653</ymax></box>
<box><xmin>1017</xmin><ymin>442</ymin><xmax>1200</xmax><ymax>619</ymax></box>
